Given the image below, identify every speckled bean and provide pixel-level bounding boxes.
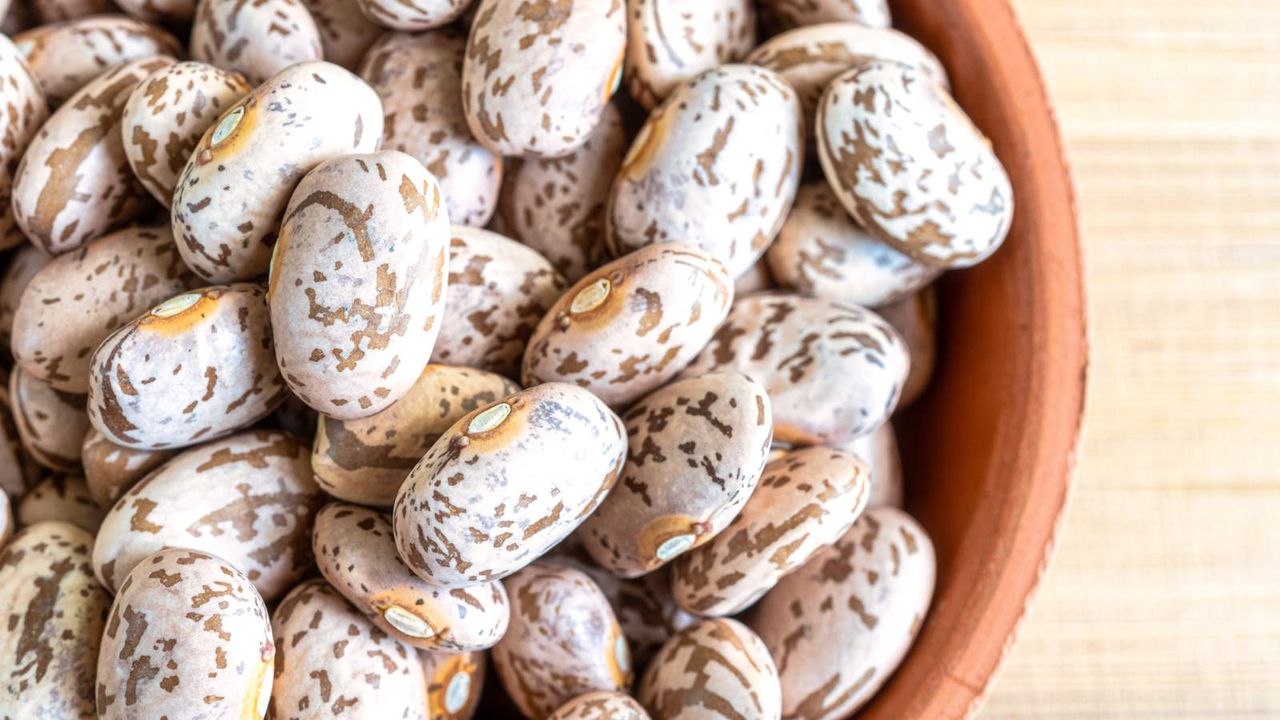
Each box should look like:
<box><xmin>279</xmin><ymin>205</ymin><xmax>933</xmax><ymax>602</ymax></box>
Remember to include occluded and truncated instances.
<box><xmin>394</xmin><ymin>382</ymin><xmax>626</xmax><ymax>588</ymax></box>
<box><xmin>877</xmin><ymin>287</ymin><xmax>936</xmax><ymax>408</ymax></box>
<box><xmin>87</xmin><ymin>284</ymin><xmax>286</xmax><ymax>450</ymax></box>
<box><xmin>549</xmin><ymin>691</ymin><xmax>651</xmax><ymax>720</ymax></box>
<box><xmin>462</xmin><ymin>0</ymin><xmax>626</xmax><ymax>158</ymax></box>
<box><xmin>15</xmin><ymin>473</ymin><xmax>104</xmax><ymax>532</ymax></box>
<box><xmin>579</xmin><ymin>372</ymin><xmax>773</xmax><ymax>577</ymax></box>
<box><xmin>8</xmin><ymin>365</ymin><xmax>89</xmax><ymax>471</ymax></box>
<box><xmin>842</xmin><ymin>421</ymin><xmax>903</xmax><ymax>508</ymax></box>
<box><xmin>0</xmin><ymin>376</ymin><xmax>41</xmax><ymax>498</ymax></box>
<box><xmin>312</xmin><ymin>364</ymin><xmax>519</xmax><ymax>507</ymax></box>
<box><xmin>624</xmin><ymin>0</ymin><xmax>755</xmax><ymax>110</ymax></box>
<box><xmin>11</xmin><ymin>56</ymin><xmax>173</xmax><ymax>255</ymax></box>
<box><xmin>81</xmin><ymin>428</ymin><xmax>177</xmax><ymax>510</ymax></box>
<box><xmin>95</xmin><ymin>547</ymin><xmax>275</xmax><ymax>719</ymax></box>
<box><xmin>171</xmin><ymin>60</ymin><xmax>383</xmax><ymax>282</ymax></box>
<box><xmin>269</xmin><ymin>150</ymin><xmax>451</xmax><ymax>419</ymax></box>
<box><xmin>670</xmin><ymin>446</ymin><xmax>871</xmax><ymax>616</ymax></box>
<box><xmin>122</xmin><ymin>60</ymin><xmax>251</xmax><ymax>206</ymax></box>
<box><xmin>0</xmin><ymin>35</ymin><xmax>47</xmax><ymax>251</ymax></box>
<box><xmin>12</xmin><ymin>16</ymin><xmax>181</xmax><ymax>105</ymax></box>
<box><xmin>431</xmin><ymin>226</ymin><xmax>566</xmax><ymax>377</ymax></box>
<box><xmin>759</xmin><ymin>0</ymin><xmax>891</xmax><ymax>31</ymax></box>
<box><xmin>522</xmin><ymin>243</ymin><xmax>733</xmax><ymax>409</ymax></box>
<box><xmin>422</xmin><ymin>650</ymin><xmax>486</xmax><ymax>720</ymax></box>
<box><xmin>270</xmin><ymin>578</ymin><xmax>428</xmax><ymax>720</ymax></box>
<box><xmin>680</xmin><ymin>293</ymin><xmax>909</xmax><ymax>445</ymax></box>
<box><xmin>748</xmin><ymin>507</ymin><xmax>936</xmax><ymax>719</ymax></box>
<box><xmin>190</xmin><ymin>0</ymin><xmax>323</xmax><ymax>85</ymax></box>
<box><xmin>315</xmin><ymin>503</ymin><xmax>510</xmax><ymax>651</ymax></box>
<box><xmin>0</xmin><ymin>522</ymin><xmax>109</xmax><ymax>718</ymax></box>
<box><xmin>91</xmin><ymin>430</ymin><xmax>321</xmax><ymax>600</ymax></box>
<box><xmin>607</xmin><ymin>65</ymin><xmax>803</xmax><ymax>278</ymax></box>
<box><xmin>0</xmin><ymin>244</ymin><xmax>50</xmax><ymax>345</ymax></box>
<box><xmin>493</xmin><ymin>561</ymin><xmax>632</xmax><ymax>719</ymax></box>
<box><xmin>302</xmin><ymin>0</ymin><xmax>384</xmax><ymax>69</ymax></box>
<box><xmin>11</xmin><ymin>225</ymin><xmax>194</xmax><ymax>394</ymax></box>
<box><xmin>637</xmin><ymin>618</ymin><xmax>781</xmax><ymax>720</ymax></box>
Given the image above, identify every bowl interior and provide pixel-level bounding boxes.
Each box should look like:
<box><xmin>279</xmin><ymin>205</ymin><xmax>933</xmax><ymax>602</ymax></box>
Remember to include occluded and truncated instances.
<box><xmin>869</xmin><ymin>1</ymin><xmax>1086</xmax><ymax>718</ymax></box>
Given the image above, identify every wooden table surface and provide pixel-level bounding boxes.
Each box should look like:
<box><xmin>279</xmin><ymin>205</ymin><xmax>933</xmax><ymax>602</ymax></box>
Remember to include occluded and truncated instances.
<box><xmin>977</xmin><ymin>1</ymin><xmax>1280</xmax><ymax>717</ymax></box>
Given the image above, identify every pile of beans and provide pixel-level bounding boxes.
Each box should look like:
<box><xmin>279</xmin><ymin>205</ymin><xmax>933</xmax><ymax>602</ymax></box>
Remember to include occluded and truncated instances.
<box><xmin>0</xmin><ymin>0</ymin><xmax>1014</xmax><ymax>717</ymax></box>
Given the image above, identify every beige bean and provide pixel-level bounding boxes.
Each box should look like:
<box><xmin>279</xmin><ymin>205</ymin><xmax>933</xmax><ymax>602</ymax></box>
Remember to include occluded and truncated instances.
<box><xmin>11</xmin><ymin>56</ymin><xmax>172</xmax><ymax>255</ymax></box>
<box><xmin>841</xmin><ymin>421</ymin><xmax>904</xmax><ymax>508</ymax></box>
<box><xmin>312</xmin><ymin>364</ymin><xmax>519</xmax><ymax>507</ymax></box>
<box><xmin>8</xmin><ymin>365</ymin><xmax>89</xmax><ymax>471</ymax></box>
<box><xmin>670</xmin><ymin>447</ymin><xmax>871</xmax><ymax>616</ymax></box>
<box><xmin>269</xmin><ymin>150</ymin><xmax>451</xmax><ymax>419</ymax></box>
<box><xmin>270</xmin><ymin>578</ymin><xmax>429</xmax><ymax>720</ymax></box>
<box><xmin>0</xmin><ymin>522</ymin><xmax>109</xmax><ymax>718</ymax></box>
<box><xmin>12</xmin><ymin>16</ymin><xmax>180</xmax><ymax>105</ymax></box>
<box><xmin>171</xmin><ymin>61</ymin><xmax>383</xmax><ymax>282</ymax></box>
<box><xmin>680</xmin><ymin>293</ymin><xmax>909</xmax><ymax>445</ymax></box>
<box><xmin>0</xmin><ymin>243</ymin><xmax>50</xmax><ymax>345</ymax></box>
<box><xmin>748</xmin><ymin>507</ymin><xmax>936</xmax><ymax>719</ymax></box>
<box><xmin>190</xmin><ymin>0</ymin><xmax>323</xmax><ymax>85</ymax></box>
<box><xmin>0</xmin><ymin>35</ymin><xmax>47</xmax><ymax>251</ymax></box>
<box><xmin>432</xmin><ymin>226</ymin><xmax>566</xmax><ymax>377</ymax></box>
<box><xmin>87</xmin><ymin>284</ymin><xmax>286</xmax><ymax>450</ymax></box>
<box><xmin>878</xmin><ymin>287</ymin><xmax>937</xmax><ymax>408</ymax></box>
<box><xmin>92</xmin><ymin>430</ymin><xmax>321</xmax><ymax>600</ymax></box>
<box><xmin>96</xmin><ymin>547</ymin><xmax>275</xmax><ymax>719</ymax></box>
<box><xmin>607</xmin><ymin>65</ymin><xmax>803</xmax><ymax>279</ymax></box>
<box><xmin>394</xmin><ymin>382</ymin><xmax>626</xmax><ymax>588</ymax></box>
<box><xmin>315</xmin><ymin>503</ymin><xmax>510</xmax><ymax>651</ymax></box>
<box><xmin>522</xmin><ymin>243</ymin><xmax>733</xmax><ymax>409</ymax></box>
<box><xmin>302</xmin><ymin>0</ymin><xmax>384</xmax><ymax>69</ymax></box>
<box><xmin>578</xmin><ymin>372</ymin><xmax>773</xmax><ymax>577</ymax></box>
<box><xmin>636</xmin><ymin>618</ymin><xmax>781</xmax><ymax>720</ymax></box>
<box><xmin>493</xmin><ymin>562</ymin><xmax>632</xmax><ymax>719</ymax></box>
<box><xmin>11</xmin><ymin>225</ymin><xmax>193</xmax><ymax>394</ymax></box>
<box><xmin>495</xmin><ymin>103</ymin><xmax>626</xmax><ymax>282</ymax></box>
<box><xmin>122</xmin><ymin>61</ymin><xmax>251</xmax><ymax>206</ymax></box>
<box><xmin>462</xmin><ymin>0</ymin><xmax>626</xmax><ymax>158</ymax></box>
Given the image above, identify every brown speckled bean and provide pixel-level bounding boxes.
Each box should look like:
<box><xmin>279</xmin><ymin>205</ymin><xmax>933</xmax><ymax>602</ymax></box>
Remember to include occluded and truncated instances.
<box><xmin>92</xmin><ymin>429</ymin><xmax>322</xmax><ymax>600</ymax></box>
<box><xmin>302</xmin><ymin>0</ymin><xmax>384</xmax><ymax>69</ymax></box>
<box><xmin>495</xmin><ymin>103</ymin><xmax>626</xmax><ymax>282</ymax></box>
<box><xmin>637</xmin><ymin>617</ymin><xmax>781</xmax><ymax>720</ymax></box>
<box><xmin>0</xmin><ymin>244</ymin><xmax>50</xmax><ymax>345</ymax></box>
<box><xmin>122</xmin><ymin>61</ymin><xmax>252</xmax><ymax>206</ymax></box>
<box><xmin>356</xmin><ymin>0</ymin><xmax>468</xmax><ymax>31</ymax></box>
<box><xmin>171</xmin><ymin>61</ymin><xmax>383</xmax><ymax>282</ymax></box>
<box><xmin>95</xmin><ymin>547</ymin><xmax>275</xmax><ymax>719</ymax></box>
<box><xmin>31</xmin><ymin>0</ymin><xmax>115</xmax><ymax>23</ymax></box>
<box><xmin>462</xmin><ymin>0</ymin><xmax>626</xmax><ymax>158</ymax></box>
<box><xmin>432</xmin><ymin>226</ymin><xmax>566</xmax><ymax>377</ymax></box>
<box><xmin>748</xmin><ymin>507</ymin><xmax>936</xmax><ymax>720</ymax></box>
<box><xmin>116</xmin><ymin>0</ymin><xmax>199</xmax><ymax>23</ymax></box>
<box><xmin>0</xmin><ymin>375</ymin><xmax>41</xmax><ymax>498</ymax></box>
<box><xmin>269</xmin><ymin>150</ymin><xmax>451</xmax><ymax>420</ymax></box>
<box><xmin>759</xmin><ymin>0</ymin><xmax>890</xmax><ymax>31</ymax></box>
<box><xmin>549</xmin><ymin>691</ymin><xmax>651</xmax><ymax>720</ymax></box>
<box><xmin>767</xmin><ymin>182</ymin><xmax>940</xmax><ymax>308</ymax></box>
<box><xmin>394</xmin><ymin>382</ymin><xmax>626</xmax><ymax>588</ymax></box>
<box><xmin>522</xmin><ymin>243</ymin><xmax>733</xmax><ymax>409</ymax></box>
<box><xmin>10</xmin><ymin>56</ymin><xmax>172</xmax><ymax>255</ymax></box>
<box><xmin>360</xmin><ymin>29</ymin><xmax>502</xmax><ymax>228</ymax></box>
<box><xmin>15</xmin><ymin>473</ymin><xmax>104</xmax><ymax>532</ymax></box>
<box><xmin>624</xmin><ymin>0</ymin><xmax>755</xmax><ymax>110</ymax></box>
<box><xmin>12</xmin><ymin>16</ymin><xmax>181</xmax><ymax>105</ymax></box>
<box><xmin>841</xmin><ymin>421</ymin><xmax>903</xmax><ymax>508</ymax></box>
<box><xmin>270</xmin><ymin>578</ymin><xmax>428</xmax><ymax>720</ymax></box>
<box><xmin>607</xmin><ymin>65</ymin><xmax>803</xmax><ymax>279</ymax></box>
<box><xmin>747</xmin><ymin>22</ymin><xmax>948</xmax><ymax>137</ymax></box>
<box><xmin>81</xmin><ymin>428</ymin><xmax>177</xmax><ymax>510</ymax></box>
<box><xmin>315</xmin><ymin>503</ymin><xmax>510</xmax><ymax>651</ymax></box>
<box><xmin>11</xmin><ymin>225</ymin><xmax>194</xmax><ymax>394</ymax></box>
<box><xmin>0</xmin><ymin>489</ymin><xmax>10</xmax><ymax>545</ymax></box>
<box><xmin>0</xmin><ymin>521</ymin><xmax>109</xmax><ymax>718</ymax></box>
<box><xmin>312</xmin><ymin>364</ymin><xmax>520</xmax><ymax>507</ymax></box>
<box><xmin>190</xmin><ymin>0</ymin><xmax>323</xmax><ymax>85</ymax></box>
<box><xmin>579</xmin><ymin>372</ymin><xmax>773</xmax><ymax>578</ymax></box>
<box><xmin>87</xmin><ymin>284</ymin><xmax>286</xmax><ymax>450</ymax></box>
<box><xmin>680</xmin><ymin>293</ymin><xmax>909</xmax><ymax>445</ymax></box>
<box><xmin>0</xmin><ymin>35</ymin><xmax>47</xmax><ymax>251</ymax></box>
<box><xmin>493</xmin><ymin>562</ymin><xmax>632</xmax><ymax>719</ymax></box>
<box><xmin>422</xmin><ymin>649</ymin><xmax>486</xmax><ymax>720</ymax></box>
<box><xmin>8</xmin><ymin>365</ymin><xmax>89</xmax><ymax>471</ymax></box>
<box><xmin>817</xmin><ymin>61</ymin><xmax>1014</xmax><ymax>268</ymax></box>
<box><xmin>670</xmin><ymin>446</ymin><xmax>871</xmax><ymax>616</ymax></box>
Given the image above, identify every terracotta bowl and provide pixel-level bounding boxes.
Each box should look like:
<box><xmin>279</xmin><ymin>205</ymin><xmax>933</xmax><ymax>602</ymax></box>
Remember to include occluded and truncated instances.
<box><xmin>870</xmin><ymin>0</ymin><xmax>1087</xmax><ymax>718</ymax></box>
